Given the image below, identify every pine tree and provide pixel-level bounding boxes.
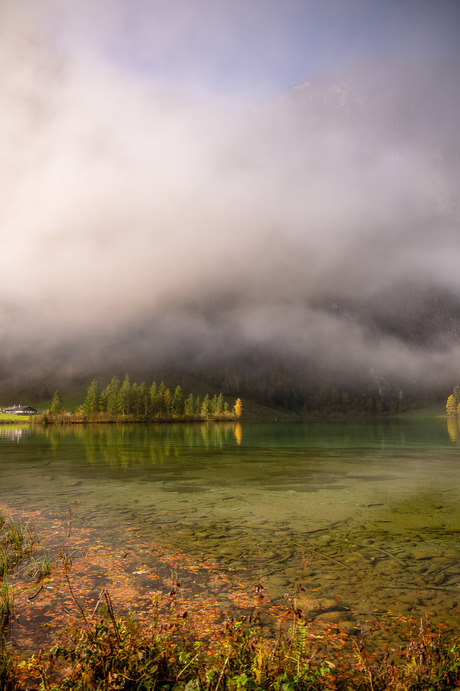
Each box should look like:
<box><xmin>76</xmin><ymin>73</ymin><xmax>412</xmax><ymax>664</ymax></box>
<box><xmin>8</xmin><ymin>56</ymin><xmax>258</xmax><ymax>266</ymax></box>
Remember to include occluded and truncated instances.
<box><xmin>184</xmin><ymin>393</ymin><xmax>195</xmax><ymax>417</ymax></box>
<box><xmin>118</xmin><ymin>374</ymin><xmax>132</xmax><ymax>415</ymax></box>
<box><xmin>137</xmin><ymin>382</ymin><xmax>149</xmax><ymax>417</ymax></box>
<box><xmin>149</xmin><ymin>382</ymin><xmax>158</xmax><ymax>415</ymax></box>
<box><xmin>163</xmin><ymin>388</ymin><xmax>172</xmax><ymax>417</ymax></box>
<box><xmin>215</xmin><ymin>392</ymin><xmax>224</xmax><ymax>415</ymax></box>
<box><xmin>157</xmin><ymin>382</ymin><xmax>166</xmax><ymax>415</ymax></box>
<box><xmin>131</xmin><ymin>382</ymin><xmax>141</xmax><ymax>416</ymax></box>
<box><xmin>201</xmin><ymin>394</ymin><xmax>212</xmax><ymax>418</ymax></box>
<box><xmin>99</xmin><ymin>385</ymin><xmax>109</xmax><ymax>413</ymax></box>
<box><xmin>106</xmin><ymin>376</ymin><xmax>121</xmax><ymax>416</ymax></box>
<box><xmin>83</xmin><ymin>380</ymin><xmax>100</xmax><ymax>417</ymax></box>
<box><xmin>50</xmin><ymin>390</ymin><xmax>65</xmax><ymax>416</ymax></box>
<box><xmin>172</xmin><ymin>385</ymin><xmax>184</xmax><ymax>417</ymax></box>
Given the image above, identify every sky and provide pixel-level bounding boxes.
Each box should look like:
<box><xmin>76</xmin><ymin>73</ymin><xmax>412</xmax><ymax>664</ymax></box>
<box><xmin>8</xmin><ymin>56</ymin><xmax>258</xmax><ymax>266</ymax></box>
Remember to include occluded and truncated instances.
<box><xmin>1</xmin><ymin>0</ymin><xmax>460</xmax><ymax>396</ymax></box>
<box><xmin>16</xmin><ymin>0</ymin><xmax>460</xmax><ymax>103</ymax></box>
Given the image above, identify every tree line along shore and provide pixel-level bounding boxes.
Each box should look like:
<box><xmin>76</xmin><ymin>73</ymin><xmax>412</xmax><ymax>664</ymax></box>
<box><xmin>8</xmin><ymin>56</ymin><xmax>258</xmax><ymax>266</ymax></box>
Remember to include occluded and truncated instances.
<box><xmin>38</xmin><ymin>374</ymin><xmax>243</xmax><ymax>423</ymax></box>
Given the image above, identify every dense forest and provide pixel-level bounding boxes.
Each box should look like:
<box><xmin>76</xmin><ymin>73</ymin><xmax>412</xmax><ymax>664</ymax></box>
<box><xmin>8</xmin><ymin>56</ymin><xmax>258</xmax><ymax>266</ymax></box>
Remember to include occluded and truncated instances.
<box><xmin>44</xmin><ymin>374</ymin><xmax>242</xmax><ymax>423</ymax></box>
<box><xmin>190</xmin><ymin>356</ymin><xmax>438</xmax><ymax>416</ymax></box>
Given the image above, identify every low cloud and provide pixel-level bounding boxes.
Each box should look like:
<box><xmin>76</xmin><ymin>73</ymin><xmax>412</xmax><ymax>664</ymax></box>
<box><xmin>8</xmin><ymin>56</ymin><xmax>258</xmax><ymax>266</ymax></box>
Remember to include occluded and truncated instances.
<box><xmin>1</xmin><ymin>2</ymin><xmax>460</xmax><ymax>395</ymax></box>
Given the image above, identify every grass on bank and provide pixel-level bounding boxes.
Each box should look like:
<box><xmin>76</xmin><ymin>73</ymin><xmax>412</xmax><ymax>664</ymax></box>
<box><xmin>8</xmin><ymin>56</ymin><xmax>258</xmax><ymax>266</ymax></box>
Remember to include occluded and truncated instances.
<box><xmin>1</xmin><ymin>514</ymin><xmax>39</xmax><ymax>630</ymax></box>
<box><xmin>0</xmin><ymin>414</ymin><xmax>34</xmax><ymax>423</ymax></box>
<box><xmin>12</xmin><ymin>594</ymin><xmax>460</xmax><ymax>691</ymax></box>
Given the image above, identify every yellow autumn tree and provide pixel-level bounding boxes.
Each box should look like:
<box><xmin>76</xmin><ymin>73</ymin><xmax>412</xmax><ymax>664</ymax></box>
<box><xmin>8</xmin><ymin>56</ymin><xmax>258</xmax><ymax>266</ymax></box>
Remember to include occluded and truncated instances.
<box><xmin>446</xmin><ymin>394</ymin><xmax>457</xmax><ymax>416</ymax></box>
<box><xmin>233</xmin><ymin>398</ymin><xmax>243</xmax><ymax>419</ymax></box>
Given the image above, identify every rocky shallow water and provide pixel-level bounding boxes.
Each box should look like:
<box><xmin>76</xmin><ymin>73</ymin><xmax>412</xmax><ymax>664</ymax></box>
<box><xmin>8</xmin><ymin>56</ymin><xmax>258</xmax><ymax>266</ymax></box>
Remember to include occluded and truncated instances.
<box><xmin>1</xmin><ymin>418</ymin><xmax>459</xmax><ymax>638</ymax></box>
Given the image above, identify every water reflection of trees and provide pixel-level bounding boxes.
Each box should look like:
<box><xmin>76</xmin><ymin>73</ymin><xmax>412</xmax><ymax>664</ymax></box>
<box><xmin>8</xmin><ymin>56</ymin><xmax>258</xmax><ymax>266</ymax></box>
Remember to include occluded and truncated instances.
<box><xmin>16</xmin><ymin>417</ymin><xmax>456</xmax><ymax>468</ymax></box>
<box><xmin>40</xmin><ymin>423</ymin><xmax>239</xmax><ymax>468</ymax></box>
<box><xmin>447</xmin><ymin>416</ymin><xmax>460</xmax><ymax>443</ymax></box>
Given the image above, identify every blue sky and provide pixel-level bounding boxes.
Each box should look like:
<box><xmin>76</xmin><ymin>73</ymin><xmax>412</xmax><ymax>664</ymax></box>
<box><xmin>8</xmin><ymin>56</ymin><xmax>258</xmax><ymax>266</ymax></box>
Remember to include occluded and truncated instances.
<box><xmin>22</xmin><ymin>0</ymin><xmax>460</xmax><ymax>104</ymax></box>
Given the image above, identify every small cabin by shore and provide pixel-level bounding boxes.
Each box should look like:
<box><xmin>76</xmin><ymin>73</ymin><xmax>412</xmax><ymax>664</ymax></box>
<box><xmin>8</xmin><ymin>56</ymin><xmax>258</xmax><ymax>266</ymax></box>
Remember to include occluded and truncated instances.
<box><xmin>1</xmin><ymin>404</ymin><xmax>38</xmax><ymax>415</ymax></box>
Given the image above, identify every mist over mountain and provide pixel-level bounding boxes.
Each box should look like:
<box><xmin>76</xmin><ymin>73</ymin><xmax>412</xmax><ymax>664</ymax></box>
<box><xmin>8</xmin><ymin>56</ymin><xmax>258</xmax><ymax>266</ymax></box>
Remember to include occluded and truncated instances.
<box><xmin>1</xmin><ymin>3</ymin><xmax>460</xmax><ymax>407</ymax></box>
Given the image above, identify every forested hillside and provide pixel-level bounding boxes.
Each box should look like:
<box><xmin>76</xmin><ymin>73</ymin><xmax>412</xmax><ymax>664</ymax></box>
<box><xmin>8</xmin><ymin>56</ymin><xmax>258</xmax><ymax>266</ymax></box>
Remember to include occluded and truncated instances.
<box><xmin>1</xmin><ymin>47</ymin><xmax>459</xmax><ymax>412</ymax></box>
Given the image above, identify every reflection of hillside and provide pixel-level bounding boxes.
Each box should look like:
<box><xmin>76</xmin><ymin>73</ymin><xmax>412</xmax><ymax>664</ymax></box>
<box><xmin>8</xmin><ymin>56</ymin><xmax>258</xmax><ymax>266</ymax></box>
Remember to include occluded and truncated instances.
<box><xmin>41</xmin><ymin>423</ymin><xmax>239</xmax><ymax>468</ymax></box>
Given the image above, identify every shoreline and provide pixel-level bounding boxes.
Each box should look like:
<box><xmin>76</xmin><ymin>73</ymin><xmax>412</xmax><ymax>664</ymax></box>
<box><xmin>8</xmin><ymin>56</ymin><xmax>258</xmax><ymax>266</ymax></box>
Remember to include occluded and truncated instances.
<box><xmin>1</xmin><ymin>500</ymin><xmax>459</xmax><ymax>689</ymax></box>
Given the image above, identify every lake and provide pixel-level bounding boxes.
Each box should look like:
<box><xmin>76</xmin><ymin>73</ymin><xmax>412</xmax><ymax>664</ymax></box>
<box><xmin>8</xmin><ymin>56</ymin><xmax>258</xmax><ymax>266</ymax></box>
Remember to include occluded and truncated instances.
<box><xmin>1</xmin><ymin>416</ymin><xmax>459</xmax><ymax>637</ymax></box>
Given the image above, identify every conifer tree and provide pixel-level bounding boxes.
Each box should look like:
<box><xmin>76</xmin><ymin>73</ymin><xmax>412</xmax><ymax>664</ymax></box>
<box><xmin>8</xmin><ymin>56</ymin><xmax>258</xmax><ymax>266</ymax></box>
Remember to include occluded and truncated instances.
<box><xmin>118</xmin><ymin>374</ymin><xmax>132</xmax><ymax>415</ymax></box>
<box><xmin>453</xmin><ymin>385</ymin><xmax>460</xmax><ymax>404</ymax></box>
<box><xmin>137</xmin><ymin>381</ymin><xmax>149</xmax><ymax>417</ymax></box>
<box><xmin>215</xmin><ymin>392</ymin><xmax>224</xmax><ymax>415</ymax></box>
<box><xmin>163</xmin><ymin>388</ymin><xmax>172</xmax><ymax>417</ymax></box>
<box><xmin>172</xmin><ymin>385</ymin><xmax>184</xmax><ymax>416</ymax></box>
<box><xmin>50</xmin><ymin>390</ymin><xmax>65</xmax><ymax>416</ymax></box>
<box><xmin>99</xmin><ymin>385</ymin><xmax>109</xmax><ymax>413</ymax></box>
<box><xmin>149</xmin><ymin>382</ymin><xmax>158</xmax><ymax>415</ymax></box>
<box><xmin>157</xmin><ymin>381</ymin><xmax>166</xmax><ymax>415</ymax></box>
<box><xmin>106</xmin><ymin>376</ymin><xmax>121</xmax><ymax>416</ymax></box>
<box><xmin>131</xmin><ymin>382</ymin><xmax>141</xmax><ymax>416</ymax></box>
<box><xmin>201</xmin><ymin>394</ymin><xmax>212</xmax><ymax>418</ymax></box>
<box><xmin>83</xmin><ymin>380</ymin><xmax>100</xmax><ymax>417</ymax></box>
<box><xmin>184</xmin><ymin>393</ymin><xmax>195</xmax><ymax>417</ymax></box>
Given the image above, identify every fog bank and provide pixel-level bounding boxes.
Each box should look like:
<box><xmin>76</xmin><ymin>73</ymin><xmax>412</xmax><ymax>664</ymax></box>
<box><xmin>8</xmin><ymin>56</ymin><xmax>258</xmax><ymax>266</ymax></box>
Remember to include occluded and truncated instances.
<box><xmin>1</xmin><ymin>3</ymin><xmax>460</xmax><ymax>396</ymax></box>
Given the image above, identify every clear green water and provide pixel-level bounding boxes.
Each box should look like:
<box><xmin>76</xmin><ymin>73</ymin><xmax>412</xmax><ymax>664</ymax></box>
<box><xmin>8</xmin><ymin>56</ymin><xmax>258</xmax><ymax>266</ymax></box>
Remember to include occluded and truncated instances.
<box><xmin>1</xmin><ymin>418</ymin><xmax>459</xmax><ymax>631</ymax></box>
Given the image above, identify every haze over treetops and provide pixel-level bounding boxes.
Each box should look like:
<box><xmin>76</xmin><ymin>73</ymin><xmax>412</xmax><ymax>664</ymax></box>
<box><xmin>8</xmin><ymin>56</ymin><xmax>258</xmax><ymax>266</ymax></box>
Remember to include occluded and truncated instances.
<box><xmin>1</xmin><ymin>1</ymin><xmax>460</xmax><ymax>404</ymax></box>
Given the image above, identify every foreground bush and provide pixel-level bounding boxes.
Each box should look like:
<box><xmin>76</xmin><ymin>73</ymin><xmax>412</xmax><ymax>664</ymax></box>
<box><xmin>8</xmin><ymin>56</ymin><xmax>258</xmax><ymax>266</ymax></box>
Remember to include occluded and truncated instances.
<box><xmin>11</xmin><ymin>605</ymin><xmax>459</xmax><ymax>690</ymax></box>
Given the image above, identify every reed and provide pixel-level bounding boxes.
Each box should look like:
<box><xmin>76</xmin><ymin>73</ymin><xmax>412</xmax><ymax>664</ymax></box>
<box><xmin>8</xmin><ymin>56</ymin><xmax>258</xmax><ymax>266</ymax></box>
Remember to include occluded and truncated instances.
<box><xmin>5</xmin><ymin>519</ymin><xmax>24</xmax><ymax>553</ymax></box>
<box><xmin>0</xmin><ymin>548</ymin><xmax>6</xmax><ymax>579</ymax></box>
<box><xmin>0</xmin><ymin>569</ymin><xmax>12</xmax><ymax>633</ymax></box>
<box><xmin>1</xmin><ymin>516</ymin><xmax>38</xmax><ymax>569</ymax></box>
<box><xmin>27</xmin><ymin>553</ymin><xmax>52</xmax><ymax>582</ymax></box>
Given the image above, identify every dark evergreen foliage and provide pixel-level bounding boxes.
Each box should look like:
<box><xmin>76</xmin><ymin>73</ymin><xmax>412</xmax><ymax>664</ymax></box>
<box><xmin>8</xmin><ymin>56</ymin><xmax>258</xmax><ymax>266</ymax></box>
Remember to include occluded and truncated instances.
<box><xmin>75</xmin><ymin>374</ymin><xmax>236</xmax><ymax>422</ymax></box>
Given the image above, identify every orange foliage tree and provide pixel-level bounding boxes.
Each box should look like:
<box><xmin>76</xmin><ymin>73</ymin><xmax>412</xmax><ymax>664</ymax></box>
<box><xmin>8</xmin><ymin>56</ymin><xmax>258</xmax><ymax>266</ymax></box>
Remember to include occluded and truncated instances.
<box><xmin>234</xmin><ymin>398</ymin><xmax>243</xmax><ymax>419</ymax></box>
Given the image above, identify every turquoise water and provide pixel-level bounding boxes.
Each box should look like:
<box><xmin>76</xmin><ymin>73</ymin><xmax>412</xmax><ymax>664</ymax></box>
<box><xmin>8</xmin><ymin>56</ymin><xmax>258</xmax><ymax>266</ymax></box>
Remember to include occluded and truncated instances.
<box><xmin>1</xmin><ymin>418</ymin><xmax>459</xmax><ymax>632</ymax></box>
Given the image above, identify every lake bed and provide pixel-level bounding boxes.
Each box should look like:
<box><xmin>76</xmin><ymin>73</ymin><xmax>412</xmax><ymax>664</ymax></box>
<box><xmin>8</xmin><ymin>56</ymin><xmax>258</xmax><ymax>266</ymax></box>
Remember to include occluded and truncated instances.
<box><xmin>1</xmin><ymin>417</ymin><xmax>459</xmax><ymax>637</ymax></box>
